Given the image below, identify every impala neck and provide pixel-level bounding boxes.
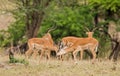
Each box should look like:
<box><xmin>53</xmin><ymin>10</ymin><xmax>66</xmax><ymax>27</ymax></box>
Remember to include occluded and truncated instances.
<box><xmin>88</xmin><ymin>34</ymin><xmax>92</xmax><ymax>38</ymax></box>
<box><xmin>86</xmin><ymin>32</ymin><xmax>93</xmax><ymax>38</ymax></box>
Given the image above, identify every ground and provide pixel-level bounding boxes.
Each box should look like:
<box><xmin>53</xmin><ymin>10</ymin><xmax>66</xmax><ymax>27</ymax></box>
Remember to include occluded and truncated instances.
<box><xmin>0</xmin><ymin>53</ymin><xmax>120</xmax><ymax>76</ymax></box>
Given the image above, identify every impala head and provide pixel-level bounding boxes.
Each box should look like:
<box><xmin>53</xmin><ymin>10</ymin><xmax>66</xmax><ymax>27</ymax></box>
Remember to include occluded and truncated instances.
<box><xmin>57</xmin><ymin>49</ymin><xmax>66</xmax><ymax>56</ymax></box>
<box><xmin>57</xmin><ymin>46</ymin><xmax>68</xmax><ymax>56</ymax></box>
<box><xmin>43</xmin><ymin>25</ymin><xmax>57</xmax><ymax>45</ymax></box>
<box><xmin>43</xmin><ymin>25</ymin><xmax>57</xmax><ymax>38</ymax></box>
<box><xmin>84</xmin><ymin>26</ymin><xmax>99</xmax><ymax>37</ymax></box>
<box><xmin>84</xmin><ymin>27</ymin><xmax>93</xmax><ymax>37</ymax></box>
<box><xmin>59</xmin><ymin>41</ymin><xmax>65</xmax><ymax>49</ymax></box>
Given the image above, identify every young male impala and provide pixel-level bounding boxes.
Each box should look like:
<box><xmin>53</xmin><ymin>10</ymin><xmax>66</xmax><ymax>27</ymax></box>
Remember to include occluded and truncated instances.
<box><xmin>32</xmin><ymin>40</ymin><xmax>58</xmax><ymax>59</ymax></box>
<box><xmin>58</xmin><ymin>27</ymin><xmax>99</xmax><ymax>63</ymax></box>
<box><xmin>25</xmin><ymin>37</ymin><xmax>52</xmax><ymax>59</ymax></box>
<box><xmin>57</xmin><ymin>37</ymin><xmax>98</xmax><ymax>62</ymax></box>
<box><xmin>25</xmin><ymin>26</ymin><xmax>58</xmax><ymax>59</ymax></box>
<box><xmin>60</xmin><ymin>27</ymin><xmax>96</xmax><ymax>49</ymax></box>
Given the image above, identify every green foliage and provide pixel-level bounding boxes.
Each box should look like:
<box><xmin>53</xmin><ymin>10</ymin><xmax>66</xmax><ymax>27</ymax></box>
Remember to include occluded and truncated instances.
<box><xmin>0</xmin><ymin>30</ymin><xmax>11</xmax><ymax>47</ymax></box>
<box><xmin>40</xmin><ymin>1</ymin><xmax>112</xmax><ymax>57</ymax></box>
<box><xmin>0</xmin><ymin>10</ymin><xmax>26</xmax><ymax>47</ymax></box>
<box><xmin>1</xmin><ymin>0</ymin><xmax>120</xmax><ymax>58</ymax></box>
<box><xmin>41</xmin><ymin>4</ymin><xmax>96</xmax><ymax>42</ymax></box>
<box><xmin>8</xmin><ymin>13</ymin><xmax>26</xmax><ymax>45</ymax></box>
<box><xmin>89</xmin><ymin>0</ymin><xmax>120</xmax><ymax>12</ymax></box>
<box><xmin>88</xmin><ymin>0</ymin><xmax>120</xmax><ymax>57</ymax></box>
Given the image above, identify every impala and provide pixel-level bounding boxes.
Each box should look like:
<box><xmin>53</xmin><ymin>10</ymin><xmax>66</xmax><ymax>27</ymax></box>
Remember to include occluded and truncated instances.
<box><xmin>60</xmin><ymin>27</ymin><xmax>95</xmax><ymax>49</ymax></box>
<box><xmin>59</xmin><ymin>32</ymin><xmax>94</xmax><ymax>58</ymax></box>
<box><xmin>32</xmin><ymin>40</ymin><xmax>58</xmax><ymax>59</ymax></box>
<box><xmin>25</xmin><ymin>38</ymin><xmax>47</xmax><ymax>59</ymax></box>
<box><xmin>25</xmin><ymin>26</ymin><xmax>58</xmax><ymax>59</ymax></box>
<box><xmin>57</xmin><ymin>37</ymin><xmax>98</xmax><ymax>62</ymax></box>
<box><xmin>58</xmin><ymin>28</ymin><xmax>99</xmax><ymax>63</ymax></box>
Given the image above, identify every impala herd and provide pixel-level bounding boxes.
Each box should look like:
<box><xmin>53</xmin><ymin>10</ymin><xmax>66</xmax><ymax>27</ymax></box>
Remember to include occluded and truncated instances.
<box><xmin>25</xmin><ymin>27</ymin><xmax>99</xmax><ymax>63</ymax></box>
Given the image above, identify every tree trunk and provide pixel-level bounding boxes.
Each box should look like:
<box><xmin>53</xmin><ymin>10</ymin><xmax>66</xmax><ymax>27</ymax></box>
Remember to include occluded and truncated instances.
<box><xmin>109</xmin><ymin>41</ymin><xmax>118</xmax><ymax>60</ymax></box>
<box><xmin>113</xmin><ymin>42</ymin><xmax>120</xmax><ymax>61</ymax></box>
<box><xmin>23</xmin><ymin>0</ymin><xmax>51</xmax><ymax>39</ymax></box>
<box><xmin>17</xmin><ymin>0</ymin><xmax>52</xmax><ymax>53</ymax></box>
<box><xmin>94</xmin><ymin>13</ymin><xmax>98</xmax><ymax>26</ymax></box>
<box><xmin>26</xmin><ymin>11</ymin><xmax>44</xmax><ymax>39</ymax></box>
<box><xmin>107</xmin><ymin>21</ymin><xmax>120</xmax><ymax>61</ymax></box>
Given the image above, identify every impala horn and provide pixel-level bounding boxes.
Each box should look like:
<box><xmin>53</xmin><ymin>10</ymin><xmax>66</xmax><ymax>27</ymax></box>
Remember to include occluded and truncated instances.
<box><xmin>84</xmin><ymin>26</ymin><xmax>90</xmax><ymax>32</ymax></box>
<box><xmin>47</xmin><ymin>25</ymin><xmax>57</xmax><ymax>33</ymax></box>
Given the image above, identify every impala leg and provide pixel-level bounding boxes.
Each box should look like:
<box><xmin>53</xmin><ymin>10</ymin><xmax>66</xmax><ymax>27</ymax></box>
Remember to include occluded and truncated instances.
<box><xmin>40</xmin><ymin>50</ymin><xmax>44</xmax><ymax>60</ymax></box>
<box><xmin>91</xmin><ymin>49</ymin><xmax>96</xmax><ymax>63</ymax></box>
<box><xmin>80</xmin><ymin>50</ymin><xmax>83</xmax><ymax>60</ymax></box>
<box><xmin>57</xmin><ymin>55</ymin><xmax>63</xmax><ymax>61</ymax></box>
<box><xmin>25</xmin><ymin>49</ymin><xmax>33</xmax><ymax>59</ymax></box>
<box><xmin>46</xmin><ymin>50</ymin><xmax>50</xmax><ymax>60</ymax></box>
<box><xmin>73</xmin><ymin>50</ymin><xmax>79</xmax><ymax>62</ymax></box>
<box><xmin>60</xmin><ymin>55</ymin><xmax>63</xmax><ymax>61</ymax></box>
<box><xmin>59</xmin><ymin>55</ymin><xmax>63</xmax><ymax>61</ymax></box>
<box><xmin>32</xmin><ymin>50</ymin><xmax>39</xmax><ymax>59</ymax></box>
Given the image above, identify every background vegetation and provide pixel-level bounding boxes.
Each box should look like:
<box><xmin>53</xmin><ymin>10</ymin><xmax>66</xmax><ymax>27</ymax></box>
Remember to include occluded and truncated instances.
<box><xmin>0</xmin><ymin>0</ymin><xmax>120</xmax><ymax>58</ymax></box>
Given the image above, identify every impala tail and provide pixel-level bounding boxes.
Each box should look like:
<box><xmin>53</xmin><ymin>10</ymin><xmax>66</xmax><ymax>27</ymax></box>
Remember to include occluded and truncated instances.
<box><xmin>95</xmin><ymin>42</ymin><xmax>99</xmax><ymax>55</ymax></box>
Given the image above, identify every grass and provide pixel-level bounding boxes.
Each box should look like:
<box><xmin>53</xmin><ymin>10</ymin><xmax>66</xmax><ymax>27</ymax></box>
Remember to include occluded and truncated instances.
<box><xmin>0</xmin><ymin>54</ymin><xmax>120</xmax><ymax>76</ymax></box>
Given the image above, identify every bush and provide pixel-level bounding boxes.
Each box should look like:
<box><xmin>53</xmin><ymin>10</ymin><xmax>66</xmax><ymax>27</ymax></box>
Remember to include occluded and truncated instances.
<box><xmin>9</xmin><ymin>54</ymin><xmax>29</xmax><ymax>65</ymax></box>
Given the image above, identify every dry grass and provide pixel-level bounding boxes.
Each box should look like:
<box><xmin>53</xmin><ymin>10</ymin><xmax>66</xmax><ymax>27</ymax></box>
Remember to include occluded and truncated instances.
<box><xmin>0</xmin><ymin>0</ymin><xmax>16</xmax><ymax>11</ymax></box>
<box><xmin>0</xmin><ymin>13</ymin><xmax>14</xmax><ymax>30</ymax></box>
<box><xmin>0</xmin><ymin>53</ymin><xmax>120</xmax><ymax>76</ymax></box>
<box><xmin>0</xmin><ymin>0</ymin><xmax>15</xmax><ymax>30</ymax></box>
